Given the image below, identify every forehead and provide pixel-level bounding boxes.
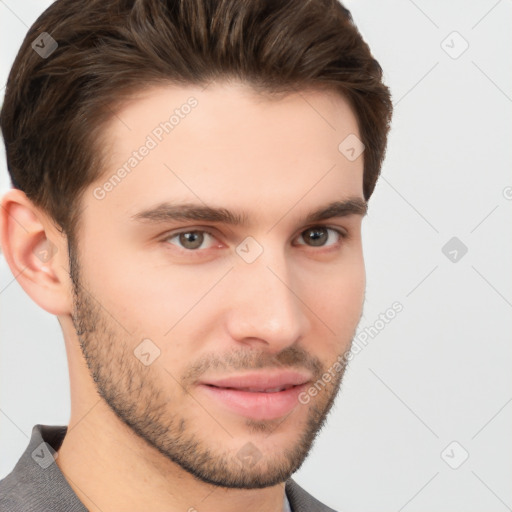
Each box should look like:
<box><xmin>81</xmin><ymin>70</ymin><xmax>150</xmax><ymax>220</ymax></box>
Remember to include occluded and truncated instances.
<box><xmin>87</xmin><ymin>81</ymin><xmax>364</xmax><ymax>229</ymax></box>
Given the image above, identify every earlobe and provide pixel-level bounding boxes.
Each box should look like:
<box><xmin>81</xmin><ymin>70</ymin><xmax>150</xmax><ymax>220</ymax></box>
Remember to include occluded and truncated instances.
<box><xmin>0</xmin><ymin>188</ymin><xmax>72</xmax><ymax>316</ymax></box>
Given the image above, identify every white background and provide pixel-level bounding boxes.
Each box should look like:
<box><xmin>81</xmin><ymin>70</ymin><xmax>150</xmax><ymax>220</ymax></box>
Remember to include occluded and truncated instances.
<box><xmin>1</xmin><ymin>1</ymin><xmax>511</xmax><ymax>511</ymax></box>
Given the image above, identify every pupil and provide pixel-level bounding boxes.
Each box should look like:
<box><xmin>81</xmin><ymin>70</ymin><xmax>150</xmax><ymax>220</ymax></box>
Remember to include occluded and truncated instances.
<box><xmin>306</xmin><ymin>227</ymin><xmax>327</xmax><ymax>246</ymax></box>
<box><xmin>180</xmin><ymin>231</ymin><xmax>203</xmax><ymax>249</ymax></box>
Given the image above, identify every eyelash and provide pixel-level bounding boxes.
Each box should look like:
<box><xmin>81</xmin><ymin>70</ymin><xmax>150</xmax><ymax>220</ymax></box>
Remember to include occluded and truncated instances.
<box><xmin>161</xmin><ymin>225</ymin><xmax>348</xmax><ymax>256</ymax></box>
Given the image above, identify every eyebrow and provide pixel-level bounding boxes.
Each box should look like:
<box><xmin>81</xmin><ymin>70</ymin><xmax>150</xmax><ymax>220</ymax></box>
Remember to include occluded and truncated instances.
<box><xmin>130</xmin><ymin>197</ymin><xmax>368</xmax><ymax>227</ymax></box>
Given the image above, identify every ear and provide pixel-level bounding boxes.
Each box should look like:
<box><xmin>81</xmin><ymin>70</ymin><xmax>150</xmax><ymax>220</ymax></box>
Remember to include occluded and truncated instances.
<box><xmin>0</xmin><ymin>188</ymin><xmax>72</xmax><ymax>316</ymax></box>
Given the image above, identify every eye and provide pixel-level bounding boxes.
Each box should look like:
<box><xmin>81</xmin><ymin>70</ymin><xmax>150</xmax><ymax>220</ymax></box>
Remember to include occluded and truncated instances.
<box><xmin>162</xmin><ymin>225</ymin><xmax>347</xmax><ymax>254</ymax></box>
<box><xmin>165</xmin><ymin>230</ymin><xmax>218</xmax><ymax>251</ymax></box>
<box><xmin>295</xmin><ymin>226</ymin><xmax>346</xmax><ymax>248</ymax></box>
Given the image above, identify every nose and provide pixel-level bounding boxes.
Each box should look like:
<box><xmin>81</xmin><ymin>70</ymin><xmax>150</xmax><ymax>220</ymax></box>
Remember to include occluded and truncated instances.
<box><xmin>224</xmin><ymin>248</ymin><xmax>311</xmax><ymax>353</ymax></box>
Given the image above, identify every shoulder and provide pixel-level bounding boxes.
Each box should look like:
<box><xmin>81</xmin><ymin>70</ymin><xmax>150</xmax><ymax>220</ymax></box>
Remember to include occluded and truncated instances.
<box><xmin>0</xmin><ymin>424</ymin><xmax>86</xmax><ymax>512</ymax></box>
<box><xmin>285</xmin><ymin>478</ymin><xmax>338</xmax><ymax>512</ymax></box>
<box><xmin>0</xmin><ymin>467</ymin><xmax>38</xmax><ymax>512</ymax></box>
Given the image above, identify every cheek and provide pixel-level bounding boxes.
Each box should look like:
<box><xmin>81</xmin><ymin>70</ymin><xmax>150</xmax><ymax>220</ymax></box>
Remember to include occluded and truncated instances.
<box><xmin>304</xmin><ymin>256</ymin><xmax>365</xmax><ymax>339</ymax></box>
<box><xmin>90</xmin><ymin>252</ymin><xmax>226</xmax><ymax>340</ymax></box>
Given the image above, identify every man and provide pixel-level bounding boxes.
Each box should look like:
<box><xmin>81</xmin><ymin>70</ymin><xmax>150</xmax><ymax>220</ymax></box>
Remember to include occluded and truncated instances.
<box><xmin>0</xmin><ymin>0</ymin><xmax>392</xmax><ymax>510</ymax></box>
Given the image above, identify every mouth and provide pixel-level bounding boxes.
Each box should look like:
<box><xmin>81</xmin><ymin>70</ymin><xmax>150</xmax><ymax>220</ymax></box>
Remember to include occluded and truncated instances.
<box><xmin>197</xmin><ymin>382</ymin><xmax>310</xmax><ymax>421</ymax></box>
<box><xmin>203</xmin><ymin>384</ymin><xmax>297</xmax><ymax>393</ymax></box>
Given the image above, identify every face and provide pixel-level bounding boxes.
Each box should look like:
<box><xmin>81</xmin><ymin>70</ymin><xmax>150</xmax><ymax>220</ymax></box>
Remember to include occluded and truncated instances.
<box><xmin>68</xmin><ymin>81</ymin><xmax>366</xmax><ymax>489</ymax></box>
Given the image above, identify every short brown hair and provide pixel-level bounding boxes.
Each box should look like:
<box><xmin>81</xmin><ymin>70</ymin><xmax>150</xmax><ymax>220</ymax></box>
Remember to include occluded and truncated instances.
<box><xmin>1</xmin><ymin>0</ymin><xmax>392</xmax><ymax>246</ymax></box>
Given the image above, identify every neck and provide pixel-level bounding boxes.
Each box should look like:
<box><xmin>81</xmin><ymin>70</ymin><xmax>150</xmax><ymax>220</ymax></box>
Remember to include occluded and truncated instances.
<box><xmin>56</xmin><ymin>400</ymin><xmax>288</xmax><ymax>512</ymax></box>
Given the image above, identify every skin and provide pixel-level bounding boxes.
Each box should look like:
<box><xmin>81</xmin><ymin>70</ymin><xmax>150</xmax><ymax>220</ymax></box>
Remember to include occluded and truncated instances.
<box><xmin>0</xmin><ymin>81</ymin><xmax>366</xmax><ymax>512</ymax></box>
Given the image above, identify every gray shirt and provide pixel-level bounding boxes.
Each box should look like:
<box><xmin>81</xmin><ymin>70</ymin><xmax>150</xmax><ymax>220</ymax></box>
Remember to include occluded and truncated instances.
<box><xmin>0</xmin><ymin>424</ymin><xmax>337</xmax><ymax>512</ymax></box>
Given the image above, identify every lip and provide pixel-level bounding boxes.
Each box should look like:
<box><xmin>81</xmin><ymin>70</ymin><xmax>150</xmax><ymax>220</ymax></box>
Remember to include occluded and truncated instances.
<box><xmin>199</xmin><ymin>370</ymin><xmax>313</xmax><ymax>391</ymax></box>
<box><xmin>198</xmin><ymin>382</ymin><xmax>310</xmax><ymax>420</ymax></box>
